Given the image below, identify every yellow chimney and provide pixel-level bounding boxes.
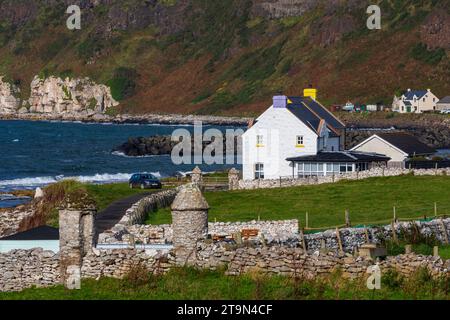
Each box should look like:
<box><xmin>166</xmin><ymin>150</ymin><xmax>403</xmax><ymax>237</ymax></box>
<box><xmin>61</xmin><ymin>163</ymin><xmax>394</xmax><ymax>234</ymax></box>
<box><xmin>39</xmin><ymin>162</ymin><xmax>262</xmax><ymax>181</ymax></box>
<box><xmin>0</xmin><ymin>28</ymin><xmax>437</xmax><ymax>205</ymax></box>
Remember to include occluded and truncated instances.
<box><xmin>304</xmin><ymin>88</ymin><xmax>317</xmax><ymax>100</ymax></box>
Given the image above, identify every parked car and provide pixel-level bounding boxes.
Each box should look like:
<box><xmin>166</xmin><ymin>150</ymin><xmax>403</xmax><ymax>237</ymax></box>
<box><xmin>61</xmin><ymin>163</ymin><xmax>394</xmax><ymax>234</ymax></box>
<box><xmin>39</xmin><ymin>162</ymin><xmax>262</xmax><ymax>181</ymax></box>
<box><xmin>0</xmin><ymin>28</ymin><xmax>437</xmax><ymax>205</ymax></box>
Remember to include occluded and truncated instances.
<box><xmin>129</xmin><ymin>173</ymin><xmax>162</xmax><ymax>189</ymax></box>
<box><xmin>440</xmin><ymin>109</ymin><xmax>450</xmax><ymax>114</ymax></box>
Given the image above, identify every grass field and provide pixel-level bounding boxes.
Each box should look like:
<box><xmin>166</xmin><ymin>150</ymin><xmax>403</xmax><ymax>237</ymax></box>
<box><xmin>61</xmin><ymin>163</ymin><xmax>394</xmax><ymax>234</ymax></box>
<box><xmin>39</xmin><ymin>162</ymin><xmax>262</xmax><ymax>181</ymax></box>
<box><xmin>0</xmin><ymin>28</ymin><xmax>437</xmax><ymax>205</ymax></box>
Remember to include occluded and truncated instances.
<box><xmin>145</xmin><ymin>175</ymin><xmax>450</xmax><ymax>229</ymax></box>
<box><xmin>0</xmin><ymin>267</ymin><xmax>448</xmax><ymax>300</ymax></box>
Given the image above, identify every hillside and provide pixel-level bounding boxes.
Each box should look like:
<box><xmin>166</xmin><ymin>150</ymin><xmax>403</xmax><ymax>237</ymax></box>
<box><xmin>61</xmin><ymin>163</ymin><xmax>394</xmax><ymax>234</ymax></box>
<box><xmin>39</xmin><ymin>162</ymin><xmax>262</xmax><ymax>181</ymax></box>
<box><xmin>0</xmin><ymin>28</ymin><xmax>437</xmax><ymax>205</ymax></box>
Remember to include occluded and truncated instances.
<box><xmin>0</xmin><ymin>0</ymin><xmax>449</xmax><ymax>116</ymax></box>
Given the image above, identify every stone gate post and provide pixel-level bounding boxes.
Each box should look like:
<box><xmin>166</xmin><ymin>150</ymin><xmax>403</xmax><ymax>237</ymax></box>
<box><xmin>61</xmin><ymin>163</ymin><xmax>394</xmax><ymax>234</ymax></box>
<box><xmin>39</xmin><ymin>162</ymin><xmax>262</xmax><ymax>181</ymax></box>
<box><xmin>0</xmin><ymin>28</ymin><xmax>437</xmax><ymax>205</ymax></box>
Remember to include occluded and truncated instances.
<box><xmin>228</xmin><ymin>168</ymin><xmax>240</xmax><ymax>191</ymax></box>
<box><xmin>59</xmin><ymin>190</ymin><xmax>97</xmax><ymax>289</ymax></box>
<box><xmin>191</xmin><ymin>166</ymin><xmax>203</xmax><ymax>184</ymax></box>
<box><xmin>171</xmin><ymin>184</ymin><xmax>209</xmax><ymax>264</ymax></box>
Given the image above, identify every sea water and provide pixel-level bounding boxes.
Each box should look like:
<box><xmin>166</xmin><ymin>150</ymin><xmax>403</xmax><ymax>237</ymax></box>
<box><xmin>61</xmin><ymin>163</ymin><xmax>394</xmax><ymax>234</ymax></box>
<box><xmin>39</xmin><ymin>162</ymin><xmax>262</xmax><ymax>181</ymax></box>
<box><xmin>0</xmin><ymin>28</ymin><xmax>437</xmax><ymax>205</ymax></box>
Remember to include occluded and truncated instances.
<box><xmin>0</xmin><ymin>120</ymin><xmax>242</xmax><ymax>197</ymax></box>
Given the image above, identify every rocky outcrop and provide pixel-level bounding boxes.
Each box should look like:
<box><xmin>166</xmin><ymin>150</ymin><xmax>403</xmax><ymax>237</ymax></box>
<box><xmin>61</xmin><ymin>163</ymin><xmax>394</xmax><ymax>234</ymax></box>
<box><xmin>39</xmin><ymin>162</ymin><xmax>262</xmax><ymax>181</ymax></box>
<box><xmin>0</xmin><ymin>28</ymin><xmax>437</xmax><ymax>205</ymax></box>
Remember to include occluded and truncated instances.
<box><xmin>0</xmin><ymin>77</ymin><xmax>21</xmax><ymax>114</ymax></box>
<box><xmin>113</xmin><ymin>134</ymin><xmax>242</xmax><ymax>157</ymax></box>
<box><xmin>341</xmin><ymin>113</ymin><xmax>450</xmax><ymax>149</ymax></box>
<box><xmin>28</xmin><ymin>76</ymin><xmax>118</xmax><ymax>115</ymax></box>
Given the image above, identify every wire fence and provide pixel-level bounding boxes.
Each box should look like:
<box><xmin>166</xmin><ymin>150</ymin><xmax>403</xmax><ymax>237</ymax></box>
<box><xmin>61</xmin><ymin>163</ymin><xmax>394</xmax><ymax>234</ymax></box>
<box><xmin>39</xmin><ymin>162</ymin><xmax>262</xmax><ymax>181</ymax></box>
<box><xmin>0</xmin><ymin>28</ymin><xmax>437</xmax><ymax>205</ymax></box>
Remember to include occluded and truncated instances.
<box><xmin>300</xmin><ymin>202</ymin><xmax>450</xmax><ymax>233</ymax></box>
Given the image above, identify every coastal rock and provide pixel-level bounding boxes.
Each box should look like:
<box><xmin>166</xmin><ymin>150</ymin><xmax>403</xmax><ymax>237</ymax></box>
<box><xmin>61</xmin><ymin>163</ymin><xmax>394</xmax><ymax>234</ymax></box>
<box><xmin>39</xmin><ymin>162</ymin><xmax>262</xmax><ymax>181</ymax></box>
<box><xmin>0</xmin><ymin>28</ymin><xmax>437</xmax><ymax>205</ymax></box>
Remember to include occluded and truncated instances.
<box><xmin>28</xmin><ymin>76</ymin><xmax>118</xmax><ymax>115</ymax></box>
<box><xmin>0</xmin><ymin>77</ymin><xmax>20</xmax><ymax>114</ymax></box>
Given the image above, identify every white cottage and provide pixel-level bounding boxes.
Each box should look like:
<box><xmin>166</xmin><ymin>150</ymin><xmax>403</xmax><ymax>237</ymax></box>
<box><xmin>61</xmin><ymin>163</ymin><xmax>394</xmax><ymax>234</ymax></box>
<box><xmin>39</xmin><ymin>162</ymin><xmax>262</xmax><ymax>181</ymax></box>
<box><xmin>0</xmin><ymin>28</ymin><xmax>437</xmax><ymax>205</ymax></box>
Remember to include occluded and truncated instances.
<box><xmin>392</xmin><ymin>89</ymin><xmax>439</xmax><ymax>113</ymax></box>
<box><xmin>242</xmin><ymin>91</ymin><xmax>347</xmax><ymax>180</ymax></box>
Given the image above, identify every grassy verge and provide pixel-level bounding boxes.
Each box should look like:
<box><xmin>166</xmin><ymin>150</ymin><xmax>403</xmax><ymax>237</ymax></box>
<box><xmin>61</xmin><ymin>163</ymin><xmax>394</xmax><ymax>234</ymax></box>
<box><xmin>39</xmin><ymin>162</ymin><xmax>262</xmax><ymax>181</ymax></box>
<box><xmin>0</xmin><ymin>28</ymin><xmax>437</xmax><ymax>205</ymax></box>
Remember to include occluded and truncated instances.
<box><xmin>146</xmin><ymin>175</ymin><xmax>450</xmax><ymax>228</ymax></box>
<box><xmin>85</xmin><ymin>183</ymin><xmax>151</xmax><ymax>211</ymax></box>
<box><xmin>0</xmin><ymin>267</ymin><xmax>448</xmax><ymax>300</ymax></box>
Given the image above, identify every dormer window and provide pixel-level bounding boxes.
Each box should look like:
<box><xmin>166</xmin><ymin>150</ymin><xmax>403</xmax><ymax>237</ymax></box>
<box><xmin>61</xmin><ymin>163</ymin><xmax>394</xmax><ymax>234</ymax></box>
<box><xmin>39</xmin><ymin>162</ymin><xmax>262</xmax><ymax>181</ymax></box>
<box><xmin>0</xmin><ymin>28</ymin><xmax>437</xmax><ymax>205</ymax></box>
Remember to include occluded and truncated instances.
<box><xmin>296</xmin><ymin>135</ymin><xmax>304</xmax><ymax>147</ymax></box>
<box><xmin>256</xmin><ymin>135</ymin><xmax>264</xmax><ymax>147</ymax></box>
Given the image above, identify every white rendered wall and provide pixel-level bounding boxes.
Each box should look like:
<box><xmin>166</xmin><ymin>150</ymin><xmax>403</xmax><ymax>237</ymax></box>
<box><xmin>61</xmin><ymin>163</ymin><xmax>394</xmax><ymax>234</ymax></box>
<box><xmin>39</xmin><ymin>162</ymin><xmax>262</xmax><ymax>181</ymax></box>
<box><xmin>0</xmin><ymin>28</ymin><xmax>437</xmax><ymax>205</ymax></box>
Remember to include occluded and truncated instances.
<box><xmin>242</xmin><ymin>106</ymin><xmax>318</xmax><ymax>180</ymax></box>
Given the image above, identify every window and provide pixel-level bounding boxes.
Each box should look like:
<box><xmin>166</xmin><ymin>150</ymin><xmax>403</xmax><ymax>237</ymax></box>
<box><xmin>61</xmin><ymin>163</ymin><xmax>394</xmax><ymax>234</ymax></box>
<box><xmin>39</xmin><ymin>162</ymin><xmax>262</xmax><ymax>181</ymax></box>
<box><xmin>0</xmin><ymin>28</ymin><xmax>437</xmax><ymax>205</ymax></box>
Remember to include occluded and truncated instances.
<box><xmin>296</xmin><ymin>135</ymin><xmax>304</xmax><ymax>146</ymax></box>
<box><xmin>255</xmin><ymin>163</ymin><xmax>264</xmax><ymax>179</ymax></box>
<box><xmin>256</xmin><ymin>135</ymin><xmax>264</xmax><ymax>146</ymax></box>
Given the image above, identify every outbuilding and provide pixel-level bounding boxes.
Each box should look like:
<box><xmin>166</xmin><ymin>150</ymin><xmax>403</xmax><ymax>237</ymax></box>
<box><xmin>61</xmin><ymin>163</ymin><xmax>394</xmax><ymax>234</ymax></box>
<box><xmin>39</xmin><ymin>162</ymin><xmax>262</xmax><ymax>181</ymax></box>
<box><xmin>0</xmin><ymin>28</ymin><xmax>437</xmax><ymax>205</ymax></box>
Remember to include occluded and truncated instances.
<box><xmin>351</xmin><ymin>133</ymin><xmax>435</xmax><ymax>165</ymax></box>
<box><xmin>0</xmin><ymin>226</ymin><xmax>59</xmax><ymax>253</ymax></box>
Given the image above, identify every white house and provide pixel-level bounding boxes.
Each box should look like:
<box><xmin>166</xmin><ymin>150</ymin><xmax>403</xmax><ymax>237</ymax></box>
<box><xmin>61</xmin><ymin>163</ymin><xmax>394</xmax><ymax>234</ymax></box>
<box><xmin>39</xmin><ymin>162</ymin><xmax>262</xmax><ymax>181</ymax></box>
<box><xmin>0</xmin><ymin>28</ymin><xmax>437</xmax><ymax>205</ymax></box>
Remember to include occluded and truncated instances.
<box><xmin>242</xmin><ymin>91</ymin><xmax>347</xmax><ymax>180</ymax></box>
<box><xmin>392</xmin><ymin>89</ymin><xmax>439</xmax><ymax>113</ymax></box>
<box><xmin>351</xmin><ymin>133</ymin><xmax>435</xmax><ymax>165</ymax></box>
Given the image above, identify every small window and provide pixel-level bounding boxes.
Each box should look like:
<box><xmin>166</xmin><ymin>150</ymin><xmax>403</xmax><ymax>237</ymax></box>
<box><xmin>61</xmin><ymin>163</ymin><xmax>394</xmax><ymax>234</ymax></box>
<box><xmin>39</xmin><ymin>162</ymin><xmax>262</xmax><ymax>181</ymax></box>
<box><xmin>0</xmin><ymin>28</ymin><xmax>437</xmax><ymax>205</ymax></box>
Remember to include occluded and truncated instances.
<box><xmin>423</xmin><ymin>98</ymin><xmax>425</xmax><ymax>102</ymax></box>
<box><xmin>255</xmin><ymin>163</ymin><xmax>264</xmax><ymax>179</ymax></box>
<box><xmin>256</xmin><ymin>135</ymin><xmax>264</xmax><ymax>146</ymax></box>
<box><xmin>296</xmin><ymin>135</ymin><xmax>304</xmax><ymax>146</ymax></box>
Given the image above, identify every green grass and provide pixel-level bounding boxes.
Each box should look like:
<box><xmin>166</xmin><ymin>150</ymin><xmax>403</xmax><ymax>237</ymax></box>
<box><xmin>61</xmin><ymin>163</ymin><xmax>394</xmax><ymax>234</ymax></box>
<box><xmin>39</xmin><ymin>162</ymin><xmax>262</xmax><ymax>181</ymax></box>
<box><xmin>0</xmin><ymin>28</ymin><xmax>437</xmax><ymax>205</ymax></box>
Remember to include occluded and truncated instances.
<box><xmin>1</xmin><ymin>267</ymin><xmax>449</xmax><ymax>300</ymax></box>
<box><xmin>85</xmin><ymin>183</ymin><xmax>154</xmax><ymax>211</ymax></box>
<box><xmin>146</xmin><ymin>176</ymin><xmax>450</xmax><ymax>228</ymax></box>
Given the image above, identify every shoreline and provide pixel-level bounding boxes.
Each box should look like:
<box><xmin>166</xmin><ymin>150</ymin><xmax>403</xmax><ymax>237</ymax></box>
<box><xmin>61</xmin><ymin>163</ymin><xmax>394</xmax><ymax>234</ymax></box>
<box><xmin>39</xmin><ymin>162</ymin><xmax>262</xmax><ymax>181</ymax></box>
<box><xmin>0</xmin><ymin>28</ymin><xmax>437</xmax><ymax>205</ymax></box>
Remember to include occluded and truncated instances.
<box><xmin>0</xmin><ymin>112</ymin><xmax>251</xmax><ymax>126</ymax></box>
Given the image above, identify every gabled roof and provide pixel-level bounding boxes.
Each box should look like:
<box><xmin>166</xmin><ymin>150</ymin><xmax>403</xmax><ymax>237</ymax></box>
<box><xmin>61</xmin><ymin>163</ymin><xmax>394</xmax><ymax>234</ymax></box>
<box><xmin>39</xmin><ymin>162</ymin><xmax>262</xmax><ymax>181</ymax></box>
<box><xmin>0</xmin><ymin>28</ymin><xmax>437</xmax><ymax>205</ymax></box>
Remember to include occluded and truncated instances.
<box><xmin>376</xmin><ymin>133</ymin><xmax>435</xmax><ymax>156</ymax></box>
<box><xmin>0</xmin><ymin>226</ymin><xmax>59</xmax><ymax>241</ymax></box>
<box><xmin>286</xmin><ymin>151</ymin><xmax>390</xmax><ymax>163</ymax></box>
<box><xmin>403</xmin><ymin>90</ymin><xmax>428</xmax><ymax>101</ymax></box>
<box><xmin>286</xmin><ymin>96</ymin><xmax>346</xmax><ymax>135</ymax></box>
<box><xmin>437</xmin><ymin>96</ymin><xmax>450</xmax><ymax>104</ymax></box>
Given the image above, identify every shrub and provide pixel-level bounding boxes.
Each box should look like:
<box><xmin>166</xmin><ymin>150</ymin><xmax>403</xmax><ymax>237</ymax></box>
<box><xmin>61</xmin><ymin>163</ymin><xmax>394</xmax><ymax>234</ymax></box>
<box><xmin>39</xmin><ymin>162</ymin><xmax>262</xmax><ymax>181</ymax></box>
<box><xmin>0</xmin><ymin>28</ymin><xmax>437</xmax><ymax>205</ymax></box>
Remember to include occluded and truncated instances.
<box><xmin>410</xmin><ymin>43</ymin><xmax>446</xmax><ymax>65</ymax></box>
<box><xmin>106</xmin><ymin>67</ymin><xmax>137</xmax><ymax>101</ymax></box>
<box><xmin>122</xmin><ymin>263</ymin><xmax>153</xmax><ymax>289</ymax></box>
<box><xmin>382</xmin><ymin>269</ymin><xmax>404</xmax><ymax>289</ymax></box>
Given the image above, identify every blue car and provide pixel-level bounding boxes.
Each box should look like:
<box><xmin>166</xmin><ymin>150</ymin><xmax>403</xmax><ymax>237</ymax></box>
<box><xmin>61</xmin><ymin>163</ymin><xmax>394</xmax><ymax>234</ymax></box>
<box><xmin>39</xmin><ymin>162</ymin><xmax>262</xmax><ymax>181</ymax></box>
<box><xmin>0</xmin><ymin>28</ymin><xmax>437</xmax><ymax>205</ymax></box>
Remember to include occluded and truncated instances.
<box><xmin>129</xmin><ymin>173</ymin><xmax>162</xmax><ymax>189</ymax></box>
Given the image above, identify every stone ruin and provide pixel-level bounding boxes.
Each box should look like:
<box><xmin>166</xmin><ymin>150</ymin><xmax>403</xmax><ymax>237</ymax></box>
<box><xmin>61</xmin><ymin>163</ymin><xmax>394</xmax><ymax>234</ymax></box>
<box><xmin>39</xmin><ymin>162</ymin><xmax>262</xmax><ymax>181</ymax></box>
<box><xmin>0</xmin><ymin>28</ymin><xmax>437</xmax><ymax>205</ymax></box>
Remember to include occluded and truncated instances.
<box><xmin>171</xmin><ymin>183</ymin><xmax>209</xmax><ymax>265</ymax></box>
<box><xmin>58</xmin><ymin>189</ymin><xmax>96</xmax><ymax>288</ymax></box>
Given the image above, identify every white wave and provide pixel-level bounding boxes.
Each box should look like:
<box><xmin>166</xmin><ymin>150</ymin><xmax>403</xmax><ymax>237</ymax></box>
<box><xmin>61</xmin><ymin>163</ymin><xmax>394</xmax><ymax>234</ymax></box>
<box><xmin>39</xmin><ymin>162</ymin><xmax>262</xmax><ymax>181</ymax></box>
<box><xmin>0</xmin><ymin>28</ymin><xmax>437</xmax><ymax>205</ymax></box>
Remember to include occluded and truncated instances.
<box><xmin>111</xmin><ymin>151</ymin><xmax>171</xmax><ymax>158</ymax></box>
<box><xmin>0</xmin><ymin>172</ymin><xmax>166</xmax><ymax>189</ymax></box>
<box><xmin>0</xmin><ymin>176</ymin><xmax>58</xmax><ymax>188</ymax></box>
<box><xmin>12</xmin><ymin>139</ymin><xmax>19</xmax><ymax>142</ymax></box>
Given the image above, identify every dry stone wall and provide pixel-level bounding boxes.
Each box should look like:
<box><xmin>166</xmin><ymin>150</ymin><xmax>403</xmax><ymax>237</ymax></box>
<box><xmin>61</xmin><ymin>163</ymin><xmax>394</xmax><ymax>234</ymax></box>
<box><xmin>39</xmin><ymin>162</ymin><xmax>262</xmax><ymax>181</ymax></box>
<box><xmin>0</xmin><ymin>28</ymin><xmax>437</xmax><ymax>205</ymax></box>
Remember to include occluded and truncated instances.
<box><xmin>97</xmin><ymin>188</ymin><xmax>180</xmax><ymax>243</ymax></box>
<box><xmin>0</xmin><ymin>248</ymin><xmax>59</xmax><ymax>292</ymax></box>
<box><xmin>238</xmin><ymin>167</ymin><xmax>450</xmax><ymax>190</ymax></box>
<box><xmin>0</xmin><ymin>207</ymin><xmax>36</xmax><ymax>238</ymax></box>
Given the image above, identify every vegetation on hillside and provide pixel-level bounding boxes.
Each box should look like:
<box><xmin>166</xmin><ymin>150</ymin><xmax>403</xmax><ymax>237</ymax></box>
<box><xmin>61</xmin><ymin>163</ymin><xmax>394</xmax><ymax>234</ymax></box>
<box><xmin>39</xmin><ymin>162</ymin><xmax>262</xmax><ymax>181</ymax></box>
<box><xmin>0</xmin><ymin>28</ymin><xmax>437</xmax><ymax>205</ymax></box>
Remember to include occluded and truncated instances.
<box><xmin>0</xmin><ymin>0</ymin><xmax>448</xmax><ymax>115</ymax></box>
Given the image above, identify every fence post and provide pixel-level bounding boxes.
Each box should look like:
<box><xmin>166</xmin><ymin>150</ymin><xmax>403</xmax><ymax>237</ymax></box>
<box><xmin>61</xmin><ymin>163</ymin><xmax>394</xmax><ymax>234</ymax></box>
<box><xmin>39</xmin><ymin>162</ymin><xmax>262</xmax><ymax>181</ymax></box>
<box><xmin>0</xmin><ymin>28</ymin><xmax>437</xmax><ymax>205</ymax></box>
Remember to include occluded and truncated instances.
<box><xmin>434</xmin><ymin>202</ymin><xmax>438</xmax><ymax>217</ymax></box>
<box><xmin>391</xmin><ymin>221</ymin><xmax>398</xmax><ymax>244</ymax></box>
<box><xmin>439</xmin><ymin>219</ymin><xmax>449</xmax><ymax>244</ymax></box>
<box><xmin>345</xmin><ymin>210</ymin><xmax>350</xmax><ymax>227</ymax></box>
<box><xmin>364</xmin><ymin>227</ymin><xmax>370</xmax><ymax>243</ymax></box>
<box><xmin>393</xmin><ymin>206</ymin><xmax>397</xmax><ymax>223</ymax></box>
<box><xmin>336</xmin><ymin>227</ymin><xmax>344</xmax><ymax>253</ymax></box>
<box><xmin>305</xmin><ymin>212</ymin><xmax>309</xmax><ymax>230</ymax></box>
<box><xmin>300</xmin><ymin>228</ymin><xmax>307</xmax><ymax>251</ymax></box>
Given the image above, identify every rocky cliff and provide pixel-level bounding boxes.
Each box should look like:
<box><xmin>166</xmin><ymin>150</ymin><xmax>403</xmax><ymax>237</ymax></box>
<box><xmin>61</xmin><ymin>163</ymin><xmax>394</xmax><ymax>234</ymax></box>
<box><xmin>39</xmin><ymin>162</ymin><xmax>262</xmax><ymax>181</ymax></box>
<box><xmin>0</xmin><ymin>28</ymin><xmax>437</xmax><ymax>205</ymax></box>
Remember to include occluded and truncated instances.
<box><xmin>0</xmin><ymin>77</ymin><xmax>21</xmax><ymax>114</ymax></box>
<box><xmin>28</xmin><ymin>76</ymin><xmax>118</xmax><ymax>115</ymax></box>
<box><xmin>0</xmin><ymin>75</ymin><xmax>118</xmax><ymax>116</ymax></box>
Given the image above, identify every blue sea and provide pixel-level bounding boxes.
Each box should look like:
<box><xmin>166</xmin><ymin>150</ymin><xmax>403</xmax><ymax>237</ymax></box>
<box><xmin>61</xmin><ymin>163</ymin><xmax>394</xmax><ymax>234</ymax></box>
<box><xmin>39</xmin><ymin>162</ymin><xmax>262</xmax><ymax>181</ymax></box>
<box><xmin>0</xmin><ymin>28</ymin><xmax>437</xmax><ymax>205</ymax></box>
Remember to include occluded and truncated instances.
<box><xmin>0</xmin><ymin>120</ymin><xmax>241</xmax><ymax>196</ymax></box>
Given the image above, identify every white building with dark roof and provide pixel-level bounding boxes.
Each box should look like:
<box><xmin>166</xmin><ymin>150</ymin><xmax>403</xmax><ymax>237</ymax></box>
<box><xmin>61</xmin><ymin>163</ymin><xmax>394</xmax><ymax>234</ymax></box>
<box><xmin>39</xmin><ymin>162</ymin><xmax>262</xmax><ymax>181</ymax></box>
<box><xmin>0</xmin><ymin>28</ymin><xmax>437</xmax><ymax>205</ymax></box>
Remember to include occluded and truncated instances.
<box><xmin>241</xmin><ymin>90</ymin><xmax>389</xmax><ymax>180</ymax></box>
<box><xmin>392</xmin><ymin>89</ymin><xmax>439</xmax><ymax>113</ymax></box>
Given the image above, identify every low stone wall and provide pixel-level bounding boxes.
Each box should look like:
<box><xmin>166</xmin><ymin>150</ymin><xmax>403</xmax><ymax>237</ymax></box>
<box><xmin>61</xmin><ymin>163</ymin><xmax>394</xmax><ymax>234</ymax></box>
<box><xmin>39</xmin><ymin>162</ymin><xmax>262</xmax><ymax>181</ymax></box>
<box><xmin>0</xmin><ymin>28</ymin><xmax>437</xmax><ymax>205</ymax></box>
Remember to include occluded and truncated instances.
<box><xmin>238</xmin><ymin>167</ymin><xmax>450</xmax><ymax>190</ymax></box>
<box><xmin>301</xmin><ymin>218</ymin><xmax>450</xmax><ymax>253</ymax></box>
<box><xmin>97</xmin><ymin>188</ymin><xmax>180</xmax><ymax>243</ymax></box>
<box><xmin>189</xmin><ymin>243</ymin><xmax>450</xmax><ymax>279</ymax></box>
<box><xmin>0</xmin><ymin>248</ymin><xmax>59</xmax><ymax>292</ymax></box>
<box><xmin>0</xmin><ymin>207</ymin><xmax>36</xmax><ymax>238</ymax></box>
<box><xmin>101</xmin><ymin>220</ymin><xmax>299</xmax><ymax>245</ymax></box>
<box><xmin>2</xmin><ymin>242</ymin><xmax>450</xmax><ymax>292</ymax></box>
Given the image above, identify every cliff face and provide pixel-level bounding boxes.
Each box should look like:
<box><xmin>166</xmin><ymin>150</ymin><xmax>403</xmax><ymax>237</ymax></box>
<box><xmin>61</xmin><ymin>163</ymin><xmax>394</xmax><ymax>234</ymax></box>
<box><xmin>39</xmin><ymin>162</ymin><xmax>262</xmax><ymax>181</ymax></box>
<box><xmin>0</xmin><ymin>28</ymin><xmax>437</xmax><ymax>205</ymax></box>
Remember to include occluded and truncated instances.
<box><xmin>0</xmin><ymin>0</ymin><xmax>449</xmax><ymax>115</ymax></box>
<box><xmin>0</xmin><ymin>77</ymin><xmax>20</xmax><ymax>114</ymax></box>
<box><xmin>28</xmin><ymin>76</ymin><xmax>118</xmax><ymax>115</ymax></box>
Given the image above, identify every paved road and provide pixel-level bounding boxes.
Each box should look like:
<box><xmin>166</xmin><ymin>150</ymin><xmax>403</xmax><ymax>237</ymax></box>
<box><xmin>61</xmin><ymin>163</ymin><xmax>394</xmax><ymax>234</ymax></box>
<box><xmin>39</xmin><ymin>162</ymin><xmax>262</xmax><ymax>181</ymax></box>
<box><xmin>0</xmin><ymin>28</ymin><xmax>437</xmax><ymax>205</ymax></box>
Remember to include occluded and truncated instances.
<box><xmin>96</xmin><ymin>192</ymin><xmax>154</xmax><ymax>234</ymax></box>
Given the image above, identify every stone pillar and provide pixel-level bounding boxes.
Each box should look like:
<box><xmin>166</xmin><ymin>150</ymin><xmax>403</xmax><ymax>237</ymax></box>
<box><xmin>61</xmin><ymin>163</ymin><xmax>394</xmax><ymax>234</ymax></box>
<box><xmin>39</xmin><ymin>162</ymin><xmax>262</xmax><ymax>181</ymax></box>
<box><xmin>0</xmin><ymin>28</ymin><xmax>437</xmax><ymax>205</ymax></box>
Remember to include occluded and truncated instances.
<box><xmin>228</xmin><ymin>168</ymin><xmax>240</xmax><ymax>191</ymax></box>
<box><xmin>171</xmin><ymin>184</ymin><xmax>209</xmax><ymax>264</ymax></box>
<box><xmin>191</xmin><ymin>166</ymin><xmax>203</xmax><ymax>184</ymax></box>
<box><xmin>59</xmin><ymin>190</ymin><xmax>96</xmax><ymax>288</ymax></box>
